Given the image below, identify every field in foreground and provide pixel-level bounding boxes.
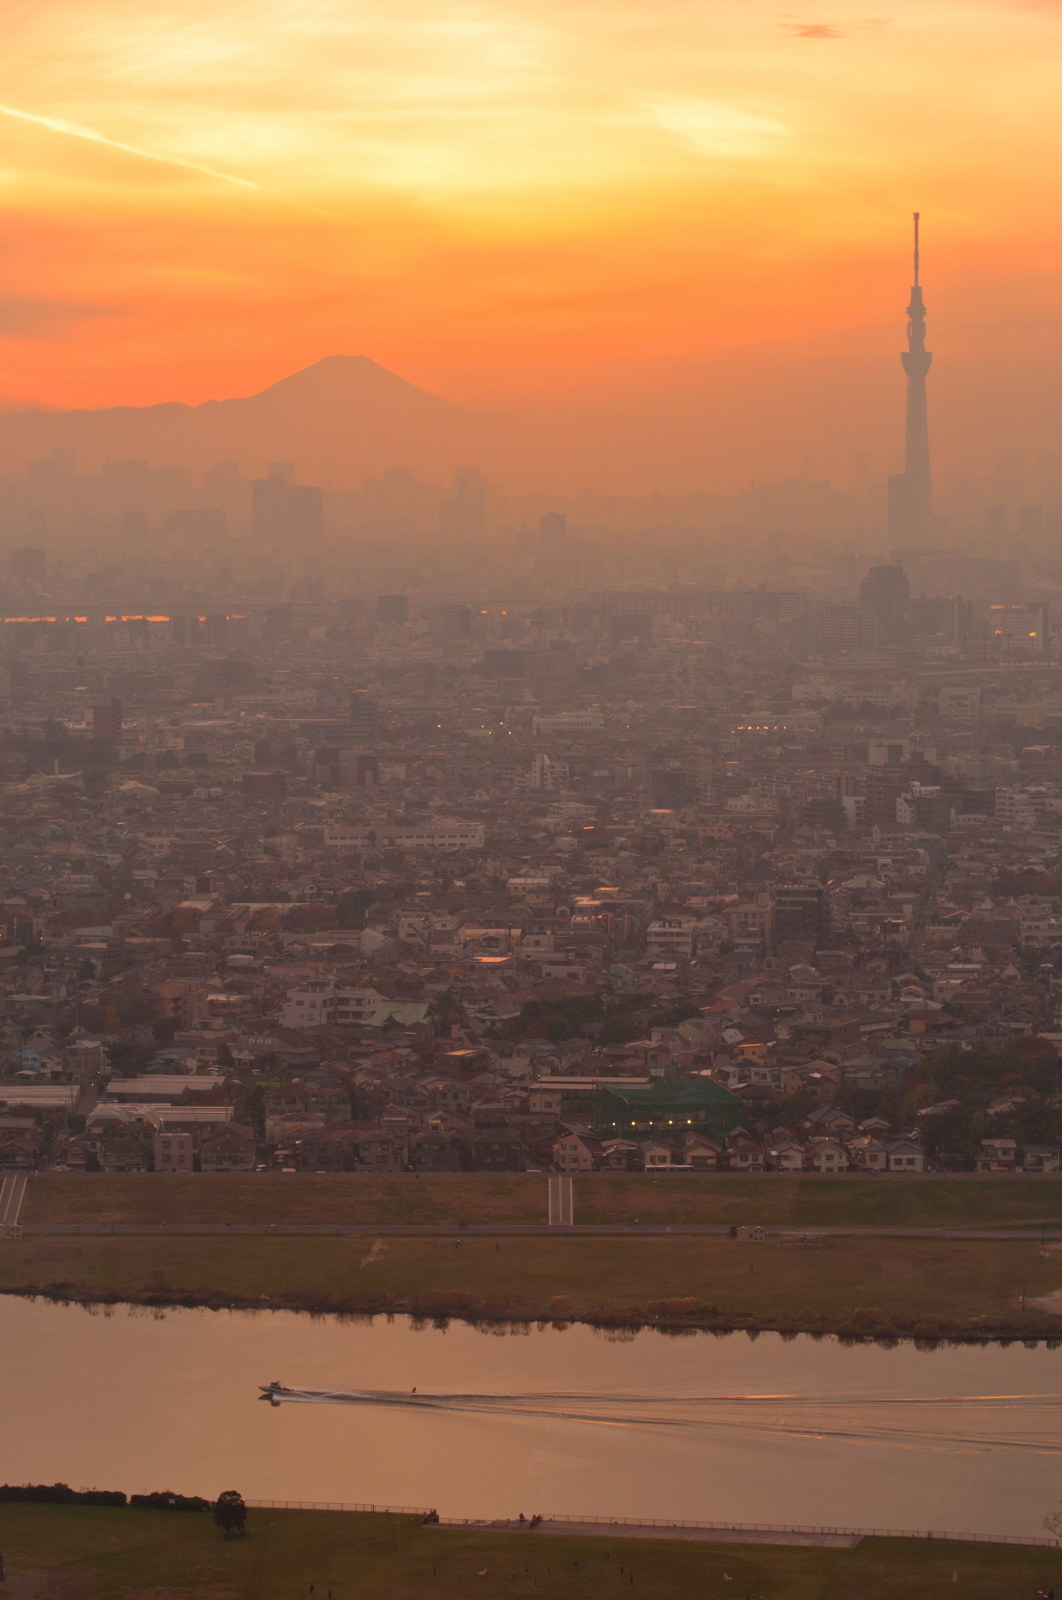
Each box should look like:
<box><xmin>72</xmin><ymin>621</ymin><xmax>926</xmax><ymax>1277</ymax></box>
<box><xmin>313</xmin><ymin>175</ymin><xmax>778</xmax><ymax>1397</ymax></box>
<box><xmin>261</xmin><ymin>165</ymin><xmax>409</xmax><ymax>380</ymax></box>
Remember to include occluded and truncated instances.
<box><xmin>22</xmin><ymin>1171</ymin><xmax>1062</xmax><ymax>1232</ymax></box>
<box><xmin>576</xmin><ymin>1173</ymin><xmax>1062</xmax><ymax>1228</ymax></box>
<box><xmin>0</xmin><ymin>1505</ymin><xmax>1057</xmax><ymax>1600</ymax></box>
<box><xmin>21</xmin><ymin>1174</ymin><xmax>548</xmax><ymax>1228</ymax></box>
<box><xmin>2</xmin><ymin>1232</ymin><xmax>1061</xmax><ymax>1338</ymax></box>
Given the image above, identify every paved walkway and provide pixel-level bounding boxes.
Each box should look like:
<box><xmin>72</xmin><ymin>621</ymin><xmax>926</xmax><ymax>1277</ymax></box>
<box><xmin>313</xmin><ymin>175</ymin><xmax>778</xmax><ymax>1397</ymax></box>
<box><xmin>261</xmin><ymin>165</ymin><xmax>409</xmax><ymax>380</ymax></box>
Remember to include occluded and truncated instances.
<box><xmin>0</xmin><ymin>1173</ymin><xmax>26</xmax><ymax>1230</ymax></box>
<box><xmin>16</xmin><ymin>1219</ymin><xmax>1062</xmax><ymax>1240</ymax></box>
<box><xmin>433</xmin><ymin>1517</ymin><xmax>859</xmax><ymax>1547</ymax></box>
<box><xmin>548</xmin><ymin>1175</ymin><xmax>574</xmax><ymax>1227</ymax></box>
<box><xmin>532</xmin><ymin>1520</ymin><xmax>859</xmax><ymax>1548</ymax></box>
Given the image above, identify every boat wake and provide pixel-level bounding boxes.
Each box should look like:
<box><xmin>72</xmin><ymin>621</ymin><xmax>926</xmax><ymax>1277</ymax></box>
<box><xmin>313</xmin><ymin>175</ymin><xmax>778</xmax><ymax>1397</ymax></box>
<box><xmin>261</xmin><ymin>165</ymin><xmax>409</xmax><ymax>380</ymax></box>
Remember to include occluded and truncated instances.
<box><xmin>258</xmin><ymin>1386</ymin><xmax>1062</xmax><ymax>1452</ymax></box>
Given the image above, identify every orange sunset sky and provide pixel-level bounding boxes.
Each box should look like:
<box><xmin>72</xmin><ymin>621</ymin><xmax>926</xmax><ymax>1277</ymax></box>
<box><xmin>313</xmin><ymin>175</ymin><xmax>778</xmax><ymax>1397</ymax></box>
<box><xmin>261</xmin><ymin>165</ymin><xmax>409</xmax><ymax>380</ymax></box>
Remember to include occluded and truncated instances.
<box><xmin>3</xmin><ymin>0</ymin><xmax>1062</xmax><ymax>488</ymax></box>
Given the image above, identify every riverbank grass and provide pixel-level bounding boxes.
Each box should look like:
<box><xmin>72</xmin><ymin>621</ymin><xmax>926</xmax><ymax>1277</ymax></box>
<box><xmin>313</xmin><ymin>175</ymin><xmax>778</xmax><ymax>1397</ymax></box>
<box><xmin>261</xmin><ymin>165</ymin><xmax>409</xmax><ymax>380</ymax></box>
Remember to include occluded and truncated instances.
<box><xmin>2</xmin><ymin>1233</ymin><xmax>1062</xmax><ymax>1337</ymax></box>
<box><xmin>22</xmin><ymin>1174</ymin><xmax>547</xmax><ymax>1228</ymax></box>
<box><xmin>0</xmin><ymin>1506</ymin><xmax>1057</xmax><ymax>1600</ymax></box>
<box><xmin>23</xmin><ymin>1172</ymin><xmax>1062</xmax><ymax>1233</ymax></box>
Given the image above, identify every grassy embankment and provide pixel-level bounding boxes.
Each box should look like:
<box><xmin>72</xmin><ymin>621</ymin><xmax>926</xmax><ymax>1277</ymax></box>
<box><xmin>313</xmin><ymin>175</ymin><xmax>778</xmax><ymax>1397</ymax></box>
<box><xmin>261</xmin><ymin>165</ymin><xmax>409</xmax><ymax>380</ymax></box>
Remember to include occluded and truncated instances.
<box><xmin>3</xmin><ymin>1232</ymin><xmax>1062</xmax><ymax>1340</ymax></box>
<box><xmin>22</xmin><ymin>1174</ymin><xmax>549</xmax><ymax>1228</ymax></box>
<box><xmin>22</xmin><ymin>1171</ymin><xmax>1062</xmax><ymax>1231</ymax></box>
<box><xmin>0</xmin><ymin>1505</ymin><xmax>1058</xmax><ymax>1600</ymax></box>
<box><xmin>576</xmin><ymin>1173</ymin><xmax>1062</xmax><ymax>1229</ymax></box>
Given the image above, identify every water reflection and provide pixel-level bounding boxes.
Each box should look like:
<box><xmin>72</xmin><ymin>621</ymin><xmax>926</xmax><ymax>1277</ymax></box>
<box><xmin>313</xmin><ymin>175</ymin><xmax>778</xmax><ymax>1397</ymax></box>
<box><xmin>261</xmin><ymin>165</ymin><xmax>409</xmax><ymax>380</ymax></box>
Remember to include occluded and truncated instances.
<box><xmin>4</xmin><ymin>1295</ymin><xmax>1060</xmax><ymax>1537</ymax></box>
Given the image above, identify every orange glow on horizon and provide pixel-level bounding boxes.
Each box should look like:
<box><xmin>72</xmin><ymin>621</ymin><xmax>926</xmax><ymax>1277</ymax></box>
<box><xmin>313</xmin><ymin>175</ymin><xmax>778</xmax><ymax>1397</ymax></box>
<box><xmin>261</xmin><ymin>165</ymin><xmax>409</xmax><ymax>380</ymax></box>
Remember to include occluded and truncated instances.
<box><xmin>3</xmin><ymin>1</ymin><xmax>1062</xmax><ymax>483</ymax></box>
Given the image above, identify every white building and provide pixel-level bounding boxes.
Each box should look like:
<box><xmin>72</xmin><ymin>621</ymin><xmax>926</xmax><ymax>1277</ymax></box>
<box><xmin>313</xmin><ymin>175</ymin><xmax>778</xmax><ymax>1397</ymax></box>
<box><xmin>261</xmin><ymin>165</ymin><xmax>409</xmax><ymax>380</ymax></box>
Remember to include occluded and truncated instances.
<box><xmin>324</xmin><ymin>819</ymin><xmax>485</xmax><ymax>850</ymax></box>
<box><xmin>530</xmin><ymin>753</ymin><xmax>570</xmax><ymax>790</ymax></box>
<box><xmin>280</xmin><ymin>982</ymin><xmax>387</xmax><ymax>1030</ymax></box>
<box><xmin>647</xmin><ymin>917</ymin><xmax>698</xmax><ymax>961</ymax></box>
<box><xmin>532</xmin><ymin>711</ymin><xmax>604</xmax><ymax>734</ymax></box>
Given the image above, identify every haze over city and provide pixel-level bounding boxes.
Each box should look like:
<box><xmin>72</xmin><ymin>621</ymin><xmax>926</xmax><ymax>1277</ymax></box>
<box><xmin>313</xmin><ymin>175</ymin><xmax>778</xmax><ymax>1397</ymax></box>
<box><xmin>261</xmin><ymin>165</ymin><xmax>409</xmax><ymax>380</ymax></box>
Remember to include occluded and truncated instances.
<box><xmin>6</xmin><ymin>1</ymin><xmax>1062</xmax><ymax>1593</ymax></box>
<box><xmin>3</xmin><ymin>0</ymin><xmax>1062</xmax><ymax>498</ymax></box>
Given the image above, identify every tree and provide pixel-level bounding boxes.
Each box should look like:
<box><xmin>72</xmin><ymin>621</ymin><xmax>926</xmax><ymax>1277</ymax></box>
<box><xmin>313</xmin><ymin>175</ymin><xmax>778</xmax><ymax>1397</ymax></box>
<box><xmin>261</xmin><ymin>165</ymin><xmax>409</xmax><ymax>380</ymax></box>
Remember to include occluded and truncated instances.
<box><xmin>213</xmin><ymin>1489</ymin><xmax>247</xmax><ymax>1539</ymax></box>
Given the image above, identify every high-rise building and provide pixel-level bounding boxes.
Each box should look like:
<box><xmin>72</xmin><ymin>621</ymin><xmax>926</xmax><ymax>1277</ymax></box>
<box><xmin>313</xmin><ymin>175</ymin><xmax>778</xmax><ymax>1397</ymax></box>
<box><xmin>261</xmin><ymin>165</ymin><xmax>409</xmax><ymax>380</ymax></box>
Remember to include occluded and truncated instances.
<box><xmin>438</xmin><ymin>603</ymin><xmax>472</xmax><ymax>640</ymax></box>
<box><xmin>860</xmin><ymin>564</ymin><xmax>910</xmax><ymax>645</ymax></box>
<box><xmin>376</xmin><ymin>593</ymin><xmax>409</xmax><ymax>624</ymax></box>
<box><xmin>439</xmin><ymin>468</ymin><xmax>486</xmax><ymax>541</ymax></box>
<box><xmin>9</xmin><ymin>546</ymin><xmax>46</xmax><ymax>585</ymax></box>
<box><xmin>287</xmin><ymin>484</ymin><xmax>324</xmax><ymax>539</ymax></box>
<box><xmin>349</xmin><ymin>690</ymin><xmax>381</xmax><ymax>741</ymax></box>
<box><xmin>888</xmin><ymin>214</ymin><xmax>933</xmax><ymax>540</ymax></box>
<box><xmin>773</xmin><ymin>883</ymin><xmax>828</xmax><ymax>944</ymax></box>
<box><xmin>92</xmin><ymin>699</ymin><xmax>123</xmax><ymax>744</ymax></box>
<box><xmin>539</xmin><ymin>511</ymin><xmax>567</xmax><ymax>555</ymax></box>
<box><xmin>252</xmin><ymin>475</ymin><xmax>290</xmax><ymax>542</ymax></box>
<box><xmin>252</xmin><ymin>475</ymin><xmax>323</xmax><ymax>542</ymax></box>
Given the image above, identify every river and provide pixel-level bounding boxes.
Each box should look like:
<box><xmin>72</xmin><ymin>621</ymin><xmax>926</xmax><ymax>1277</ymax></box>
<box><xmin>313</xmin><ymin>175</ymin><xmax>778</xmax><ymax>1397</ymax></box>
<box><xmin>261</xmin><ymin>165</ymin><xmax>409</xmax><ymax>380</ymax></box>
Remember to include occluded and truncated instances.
<box><xmin>4</xmin><ymin>1295</ymin><xmax>1060</xmax><ymax>1537</ymax></box>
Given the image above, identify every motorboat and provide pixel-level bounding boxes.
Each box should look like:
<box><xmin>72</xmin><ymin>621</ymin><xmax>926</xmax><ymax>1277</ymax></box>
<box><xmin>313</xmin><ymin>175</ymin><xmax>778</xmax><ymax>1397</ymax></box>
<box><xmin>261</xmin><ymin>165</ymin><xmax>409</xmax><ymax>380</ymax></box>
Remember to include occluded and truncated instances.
<box><xmin>255</xmin><ymin>1382</ymin><xmax>430</xmax><ymax>1406</ymax></box>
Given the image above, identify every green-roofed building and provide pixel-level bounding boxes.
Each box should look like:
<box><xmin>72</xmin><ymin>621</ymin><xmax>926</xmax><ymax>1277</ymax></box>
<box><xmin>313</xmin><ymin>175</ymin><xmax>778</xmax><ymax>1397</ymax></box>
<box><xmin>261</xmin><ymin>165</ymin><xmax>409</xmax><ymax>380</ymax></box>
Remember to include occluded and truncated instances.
<box><xmin>593</xmin><ymin>1077</ymin><xmax>743</xmax><ymax>1141</ymax></box>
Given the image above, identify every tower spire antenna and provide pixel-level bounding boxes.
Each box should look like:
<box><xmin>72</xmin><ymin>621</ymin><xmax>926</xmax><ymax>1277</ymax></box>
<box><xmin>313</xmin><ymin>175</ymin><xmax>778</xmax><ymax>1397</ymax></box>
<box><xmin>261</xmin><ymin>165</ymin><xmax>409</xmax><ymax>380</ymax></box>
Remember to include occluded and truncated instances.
<box><xmin>889</xmin><ymin>212</ymin><xmax>933</xmax><ymax>539</ymax></box>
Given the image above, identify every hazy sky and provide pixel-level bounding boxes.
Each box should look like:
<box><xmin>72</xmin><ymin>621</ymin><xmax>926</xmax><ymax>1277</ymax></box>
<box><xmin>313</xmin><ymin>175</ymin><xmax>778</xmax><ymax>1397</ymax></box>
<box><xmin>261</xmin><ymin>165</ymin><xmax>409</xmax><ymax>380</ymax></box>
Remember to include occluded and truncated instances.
<box><xmin>2</xmin><ymin>0</ymin><xmax>1061</xmax><ymax>484</ymax></box>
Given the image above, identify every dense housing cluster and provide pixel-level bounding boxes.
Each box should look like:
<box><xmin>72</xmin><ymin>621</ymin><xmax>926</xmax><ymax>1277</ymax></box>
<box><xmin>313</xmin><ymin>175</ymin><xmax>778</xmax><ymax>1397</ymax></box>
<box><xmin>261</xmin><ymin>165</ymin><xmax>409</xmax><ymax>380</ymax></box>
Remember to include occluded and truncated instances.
<box><xmin>3</xmin><ymin>561</ymin><xmax>1062</xmax><ymax>1183</ymax></box>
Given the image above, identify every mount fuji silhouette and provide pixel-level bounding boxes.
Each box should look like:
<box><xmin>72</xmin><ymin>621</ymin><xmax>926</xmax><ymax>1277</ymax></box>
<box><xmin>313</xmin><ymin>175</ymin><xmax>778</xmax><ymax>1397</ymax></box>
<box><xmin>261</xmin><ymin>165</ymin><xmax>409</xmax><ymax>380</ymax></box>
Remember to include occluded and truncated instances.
<box><xmin>0</xmin><ymin>357</ymin><xmax>490</xmax><ymax>483</ymax></box>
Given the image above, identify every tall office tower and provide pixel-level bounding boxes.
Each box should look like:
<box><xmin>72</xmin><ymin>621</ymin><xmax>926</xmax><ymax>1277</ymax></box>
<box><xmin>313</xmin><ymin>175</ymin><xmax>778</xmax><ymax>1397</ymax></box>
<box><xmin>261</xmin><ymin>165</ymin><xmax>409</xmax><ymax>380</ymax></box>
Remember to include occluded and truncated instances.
<box><xmin>539</xmin><ymin>511</ymin><xmax>567</xmax><ymax>555</ymax></box>
<box><xmin>376</xmin><ymin>593</ymin><xmax>409</xmax><ymax>624</ymax></box>
<box><xmin>252</xmin><ymin>475</ymin><xmax>290</xmax><ymax>542</ymax></box>
<box><xmin>860</xmin><ymin>564</ymin><xmax>910</xmax><ymax>646</ymax></box>
<box><xmin>438</xmin><ymin>467</ymin><xmax>487</xmax><ymax>540</ymax></box>
<box><xmin>287</xmin><ymin>484</ymin><xmax>324</xmax><ymax>539</ymax></box>
<box><xmin>888</xmin><ymin>214</ymin><xmax>934</xmax><ymax>540</ymax></box>
<box><xmin>252</xmin><ymin>476</ymin><xmax>323</xmax><ymax>542</ymax></box>
<box><xmin>92</xmin><ymin>699</ymin><xmax>123</xmax><ymax>745</ymax></box>
<box><xmin>349</xmin><ymin>690</ymin><xmax>381</xmax><ymax>741</ymax></box>
<box><xmin>9</xmin><ymin>546</ymin><xmax>46</xmax><ymax>585</ymax></box>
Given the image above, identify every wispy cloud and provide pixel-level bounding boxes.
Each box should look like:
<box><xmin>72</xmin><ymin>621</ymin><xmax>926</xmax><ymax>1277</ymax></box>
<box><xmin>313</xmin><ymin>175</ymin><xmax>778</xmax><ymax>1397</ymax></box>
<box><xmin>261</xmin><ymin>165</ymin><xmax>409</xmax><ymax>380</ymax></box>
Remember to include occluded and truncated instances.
<box><xmin>649</xmin><ymin>98</ymin><xmax>790</xmax><ymax>158</ymax></box>
<box><xmin>779</xmin><ymin>16</ymin><xmax>890</xmax><ymax>37</ymax></box>
<box><xmin>0</xmin><ymin>102</ymin><xmax>261</xmax><ymax>190</ymax></box>
<box><xmin>0</xmin><ymin>294</ymin><xmax>120</xmax><ymax>340</ymax></box>
<box><xmin>783</xmin><ymin>21</ymin><xmax>845</xmax><ymax>35</ymax></box>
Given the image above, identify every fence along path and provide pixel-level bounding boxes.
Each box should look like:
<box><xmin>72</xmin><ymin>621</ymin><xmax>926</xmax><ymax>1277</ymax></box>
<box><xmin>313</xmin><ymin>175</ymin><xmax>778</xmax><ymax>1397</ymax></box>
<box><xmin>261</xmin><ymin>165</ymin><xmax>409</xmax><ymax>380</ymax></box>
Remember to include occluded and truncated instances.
<box><xmin>245</xmin><ymin>1500</ymin><xmax>1058</xmax><ymax>1548</ymax></box>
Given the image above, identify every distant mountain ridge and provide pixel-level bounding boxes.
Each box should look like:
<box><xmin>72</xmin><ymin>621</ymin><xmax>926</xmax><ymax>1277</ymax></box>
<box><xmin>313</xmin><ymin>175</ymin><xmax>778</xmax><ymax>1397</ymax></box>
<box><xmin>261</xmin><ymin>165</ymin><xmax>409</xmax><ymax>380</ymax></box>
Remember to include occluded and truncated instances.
<box><xmin>0</xmin><ymin>357</ymin><xmax>488</xmax><ymax>484</ymax></box>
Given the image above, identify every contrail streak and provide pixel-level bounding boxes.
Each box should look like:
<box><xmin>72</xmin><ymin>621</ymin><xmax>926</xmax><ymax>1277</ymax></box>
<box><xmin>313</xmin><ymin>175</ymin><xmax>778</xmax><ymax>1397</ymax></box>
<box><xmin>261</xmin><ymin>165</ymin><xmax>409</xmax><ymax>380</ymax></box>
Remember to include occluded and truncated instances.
<box><xmin>0</xmin><ymin>103</ymin><xmax>261</xmax><ymax>191</ymax></box>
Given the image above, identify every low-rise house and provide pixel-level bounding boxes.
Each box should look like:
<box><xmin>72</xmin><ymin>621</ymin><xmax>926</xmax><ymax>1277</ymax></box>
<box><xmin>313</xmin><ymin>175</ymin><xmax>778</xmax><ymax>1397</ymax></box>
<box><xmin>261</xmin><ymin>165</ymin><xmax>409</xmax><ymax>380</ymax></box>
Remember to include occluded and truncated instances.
<box><xmin>806</xmin><ymin>1137</ymin><xmax>849</xmax><ymax>1174</ymax></box>
<box><xmin>976</xmin><ymin>1137</ymin><xmax>1019</xmax><ymax>1172</ymax></box>
<box><xmin>98</xmin><ymin>1132</ymin><xmax>152</xmax><ymax>1172</ymax></box>
<box><xmin>0</xmin><ymin>1134</ymin><xmax>37</xmax><ymax>1168</ymax></box>
<box><xmin>199</xmin><ymin>1125</ymin><xmax>256</xmax><ymax>1171</ymax></box>
<box><xmin>684</xmin><ymin>1133</ymin><xmax>722</xmax><ymax>1171</ymax></box>
<box><xmin>410</xmin><ymin>1128</ymin><xmax>471</xmax><ymax>1172</ymax></box>
<box><xmin>153</xmin><ymin>1130</ymin><xmax>194</xmax><ymax>1173</ymax></box>
<box><xmin>767</xmin><ymin>1138</ymin><xmax>805</xmax><ymax>1172</ymax></box>
<box><xmin>803</xmin><ymin>1104</ymin><xmax>857</xmax><ymax>1137</ymax></box>
<box><xmin>54</xmin><ymin>1134</ymin><xmax>94</xmax><ymax>1169</ymax></box>
<box><xmin>474</xmin><ymin>1127</ymin><xmax>526</xmax><ymax>1171</ymax></box>
<box><xmin>355</xmin><ymin>1128</ymin><xmax>405</xmax><ymax>1171</ymax></box>
<box><xmin>727</xmin><ymin>1132</ymin><xmax>766</xmax><ymax>1174</ymax></box>
<box><xmin>1024</xmin><ymin>1145</ymin><xmax>1062</xmax><ymax>1173</ymax></box>
<box><xmin>886</xmin><ymin>1137</ymin><xmax>925</xmax><ymax>1173</ymax></box>
<box><xmin>599</xmin><ymin>1138</ymin><xmax>643</xmax><ymax>1171</ymax></box>
<box><xmin>293</xmin><ymin>1122</ymin><xmax>367</xmax><ymax>1171</ymax></box>
<box><xmin>552</xmin><ymin>1131</ymin><xmax>599</xmax><ymax>1172</ymax></box>
<box><xmin>847</xmin><ymin>1134</ymin><xmax>888</xmax><ymax>1172</ymax></box>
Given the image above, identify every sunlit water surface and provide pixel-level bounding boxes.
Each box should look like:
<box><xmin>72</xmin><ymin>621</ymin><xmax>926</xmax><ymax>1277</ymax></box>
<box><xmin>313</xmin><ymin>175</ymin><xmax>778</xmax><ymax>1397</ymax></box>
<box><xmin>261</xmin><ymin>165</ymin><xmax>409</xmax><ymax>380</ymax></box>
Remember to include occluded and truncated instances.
<box><xmin>4</xmin><ymin>1296</ymin><xmax>1060</xmax><ymax>1536</ymax></box>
